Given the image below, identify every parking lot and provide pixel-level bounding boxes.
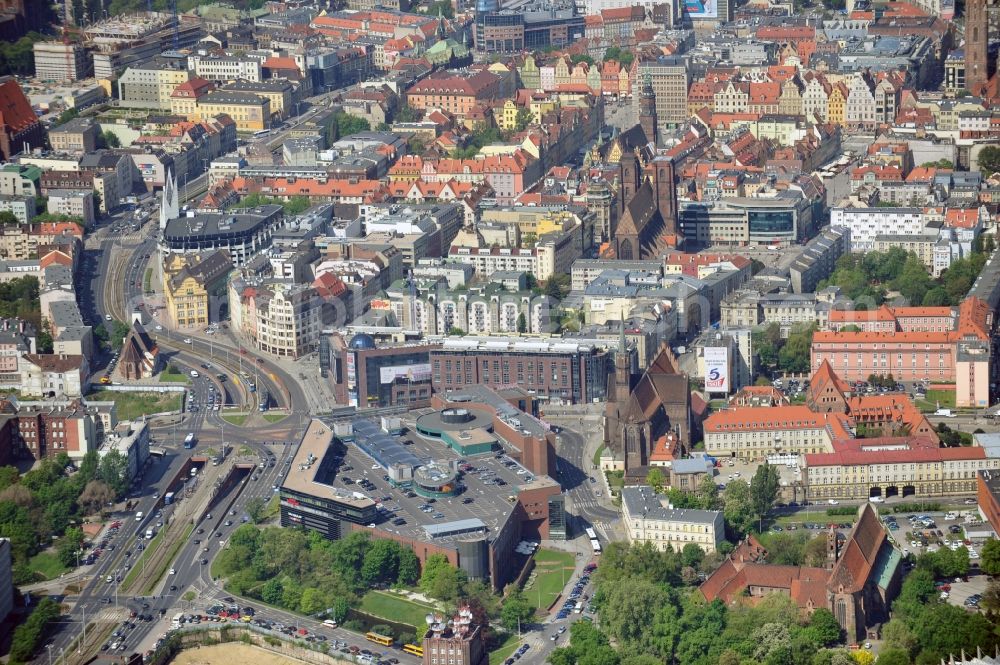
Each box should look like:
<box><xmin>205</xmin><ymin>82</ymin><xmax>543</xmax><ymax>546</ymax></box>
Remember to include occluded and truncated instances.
<box><xmin>939</xmin><ymin>573</ymin><xmax>989</xmax><ymax>611</ymax></box>
<box><xmin>318</xmin><ymin>415</ymin><xmax>547</xmax><ymax>542</ymax></box>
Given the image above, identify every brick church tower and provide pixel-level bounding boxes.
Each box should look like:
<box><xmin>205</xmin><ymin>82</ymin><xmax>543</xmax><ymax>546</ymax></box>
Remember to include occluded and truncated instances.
<box><xmin>966</xmin><ymin>0</ymin><xmax>991</xmax><ymax>96</ymax></box>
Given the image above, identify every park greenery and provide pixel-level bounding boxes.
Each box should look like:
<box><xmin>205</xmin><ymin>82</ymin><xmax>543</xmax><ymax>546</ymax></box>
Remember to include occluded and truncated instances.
<box><xmin>816</xmin><ymin>243</ymin><xmax>993</xmax><ymax>308</ymax></box>
<box><xmin>214</xmin><ymin>527</ymin><xmax>417</xmax><ymax>623</ymax></box>
<box><xmin>98</xmin><ymin>130</ymin><xmax>121</xmax><ymax>149</ymax></box>
<box><xmin>104</xmin><ymin>0</ymin><xmax>263</xmax><ymax>17</ymax></box>
<box><xmin>0</xmin><ymin>33</ymin><xmax>46</xmax><ymax>78</ymax></box>
<box><xmin>752</xmin><ymin>321</ymin><xmax>816</xmax><ymax>375</ymax></box>
<box><xmin>215</xmin><ymin>525</ymin><xmax>541</xmax><ymax>649</ymax></box>
<box><xmin>334</xmin><ymin>111</ymin><xmax>371</xmax><ymax>140</ymax></box>
<box><xmin>0</xmin><ymin>451</ymin><xmax>128</xmax><ymax>584</ymax></box>
<box><xmin>451</xmin><ymin>124</ymin><xmax>505</xmax><ymax>159</ymax></box>
<box><xmin>602</xmin><ymin>46</ymin><xmax>635</xmax><ymax>68</ymax></box>
<box><xmin>231</xmin><ymin>193</ymin><xmax>312</xmax><ymax>216</ymax></box>
<box><xmin>878</xmin><ymin>567</ymin><xmax>998</xmax><ymax>664</ymax></box>
<box><xmin>647</xmin><ymin>463</ymin><xmax>780</xmax><ymax>539</ymax></box>
<box><xmin>550</xmin><ymin>541</ymin><xmax>848</xmax><ymax>665</ymax></box>
<box><xmin>0</xmin><ymin>277</ymin><xmax>42</xmax><ymax>334</ymax></box>
<box><xmin>544</xmin><ymin>540</ymin><xmax>1000</xmax><ymax>665</ymax></box>
<box><xmin>979</xmin><ymin>145</ymin><xmax>1000</xmax><ymax>176</ymax></box>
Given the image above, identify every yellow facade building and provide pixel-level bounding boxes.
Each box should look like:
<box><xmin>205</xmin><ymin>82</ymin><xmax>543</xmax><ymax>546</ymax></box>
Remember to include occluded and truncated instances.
<box><xmin>195</xmin><ymin>91</ymin><xmax>270</xmax><ymax>132</ymax></box>
<box><xmin>163</xmin><ymin>251</ymin><xmax>233</xmax><ymax>328</ymax></box>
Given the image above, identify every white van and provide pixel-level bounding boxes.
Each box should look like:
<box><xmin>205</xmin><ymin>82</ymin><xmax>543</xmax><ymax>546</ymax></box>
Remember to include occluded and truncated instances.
<box><xmin>190</xmin><ymin>370</ymin><xmax>200</xmax><ymax>378</ymax></box>
<box><xmin>323</xmin><ymin>619</ymin><xmax>338</xmax><ymax>628</ymax></box>
<box><xmin>135</xmin><ymin>511</ymin><xmax>144</xmax><ymax>521</ymax></box>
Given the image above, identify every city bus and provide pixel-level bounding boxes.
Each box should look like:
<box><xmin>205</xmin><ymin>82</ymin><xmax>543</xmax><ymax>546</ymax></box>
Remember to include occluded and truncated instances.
<box><xmin>184</xmin><ymin>433</ymin><xmax>196</xmax><ymax>449</ymax></box>
<box><xmin>584</xmin><ymin>527</ymin><xmax>597</xmax><ymax>540</ymax></box>
<box><xmin>253</xmin><ymin>129</ymin><xmax>271</xmax><ymax>138</ymax></box>
<box><xmin>403</xmin><ymin>644</ymin><xmax>424</xmax><ymax>657</ymax></box>
<box><xmin>365</xmin><ymin>632</ymin><xmax>393</xmax><ymax>646</ymax></box>
<box><xmin>591</xmin><ymin>538</ymin><xmax>602</xmax><ymax>554</ymax></box>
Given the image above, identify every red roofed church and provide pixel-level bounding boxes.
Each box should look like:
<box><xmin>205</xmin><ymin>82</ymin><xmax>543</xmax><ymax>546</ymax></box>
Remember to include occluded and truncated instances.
<box><xmin>700</xmin><ymin>504</ymin><xmax>902</xmax><ymax>643</ymax></box>
<box><xmin>0</xmin><ymin>76</ymin><xmax>44</xmax><ymax>160</ymax></box>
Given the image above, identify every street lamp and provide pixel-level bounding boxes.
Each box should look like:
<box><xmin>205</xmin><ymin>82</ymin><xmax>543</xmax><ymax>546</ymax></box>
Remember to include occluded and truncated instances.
<box><xmin>46</xmin><ymin>643</ymin><xmax>52</xmax><ymax>665</ymax></box>
<box><xmin>78</xmin><ymin>606</ymin><xmax>86</xmax><ymax>654</ymax></box>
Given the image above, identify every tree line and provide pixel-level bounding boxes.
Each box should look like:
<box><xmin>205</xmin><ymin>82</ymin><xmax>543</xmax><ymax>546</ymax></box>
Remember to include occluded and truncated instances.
<box><xmin>817</xmin><ymin>243</ymin><xmax>993</xmax><ymax>309</ymax></box>
<box><xmin>9</xmin><ymin>597</ymin><xmax>60</xmax><ymax>664</ymax></box>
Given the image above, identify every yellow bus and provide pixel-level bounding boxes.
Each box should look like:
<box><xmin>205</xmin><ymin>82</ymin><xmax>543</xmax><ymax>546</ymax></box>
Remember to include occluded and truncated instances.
<box><xmin>403</xmin><ymin>644</ymin><xmax>424</xmax><ymax>657</ymax></box>
<box><xmin>365</xmin><ymin>632</ymin><xmax>393</xmax><ymax>646</ymax></box>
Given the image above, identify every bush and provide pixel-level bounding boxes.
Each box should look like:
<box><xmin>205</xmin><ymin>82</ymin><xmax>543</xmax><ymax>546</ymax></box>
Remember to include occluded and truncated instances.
<box><xmin>825</xmin><ymin>507</ymin><xmax>856</xmax><ymax>516</ymax></box>
<box><xmin>891</xmin><ymin>502</ymin><xmax>942</xmax><ymax>514</ymax></box>
<box><xmin>372</xmin><ymin>624</ymin><xmax>392</xmax><ymax>638</ymax></box>
<box><xmin>343</xmin><ymin>619</ymin><xmax>365</xmax><ymax>632</ymax></box>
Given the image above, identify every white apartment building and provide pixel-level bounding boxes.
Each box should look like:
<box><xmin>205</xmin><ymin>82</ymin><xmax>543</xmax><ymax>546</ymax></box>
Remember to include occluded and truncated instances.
<box><xmin>47</xmin><ymin>190</ymin><xmax>95</xmax><ymax>227</ymax></box>
<box><xmin>187</xmin><ymin>55</ymin><xmax>262</xmax><ymax>83</ymax></box>
<box><xmin>0</xmin><ymin>196</ymin><xmax>36</xmax><ymax>223</ymax></box>
<box><xmin>448</xmin><ymin>246</ymin><xmax>556</xmax><ymax>281</ymax></box>
<box><xmin>621</xmin><ymin>486</ymin><xmax>725</xmax><ymax>553</ymax></box>
<box><xmin>830</xmin><ymin>207</ymin><xmax>926</xmax><ymax>253</ymax></box>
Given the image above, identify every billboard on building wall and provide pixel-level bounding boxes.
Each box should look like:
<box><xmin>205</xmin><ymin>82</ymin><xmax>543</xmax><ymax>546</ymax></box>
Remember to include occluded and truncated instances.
<box><xmin>704</xmin><ymin>346</ymin><xmax>730</xmax><ymax>393</ymax></box>
<box><xmin>684</xmin><ymin>0</ymin><xmax>718</xmax><ymax>18</ymax></box>
<box><xmin>379</xmin><ymin>363</ymin><xmax>432</xmax><ymax>385</ymax></box>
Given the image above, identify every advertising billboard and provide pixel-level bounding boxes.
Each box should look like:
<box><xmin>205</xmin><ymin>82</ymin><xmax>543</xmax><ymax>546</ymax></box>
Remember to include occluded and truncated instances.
<box><xmin>379</xmin><ymin>363</ymin><xmax>432</xmax><ymax>385</ymax></box>
<box><xmin>684</xmin><ymin>0</ymin><xmax>718</xmax><ymax>19</ymax></box>
<box><xmin>704</xmin><ymin>346</ymin><xmax>730</xmax><ymax>393</ymax></box>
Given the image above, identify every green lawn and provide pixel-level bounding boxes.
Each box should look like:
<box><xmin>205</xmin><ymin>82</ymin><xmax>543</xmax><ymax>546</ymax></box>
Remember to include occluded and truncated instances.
<box><xmin>140</xmin><ymin>524</ymin><xmax>193</xmax><ymax>595</ymax></box>
<box><xmin>489</xmin><ymin>633</ymin><xmax>521</xmax><ymax>665</ymax></box>
<box><xmin>87</xmin><ymin>391</ymin><xmax>182</xmax><ymax>420</ymax></box>
<box><xmin>222</xmin><ymin>412</ymin><xmax>249</xmax><ymax>426</ymax></box>
<box><xmin>158</xmin><ymin>369</ymin><xmax>189</xmax><ymax>383</ymax></box>
<box><xmin>262</xmin><ymin>495</ymin><xmax>280</xmax><ymax>521</ymax></box>
<box><xmin>143</xmin><ymin>268</ymin><xmax>153</xmax><ymax>294</ymax></box>
<box><xmin>359</xmin><ymin>591</ymin><xmax>439</xmax><ymax>630</ymax></box>
<box><xmin>28</xmin><ymin>551</ymin><xmax>69</xmax><ymax>581</ymax></box>
<box><xmin>592</xmin><ymin>446</ymin><xmax>604</xmax><ymax>468</ymax></box>
<box><xmin>262</xmin><ymin>413</ymin><xmax>286</xmax><ymax>423</ymax></box>
<box><xmin>523</xmin><ymin>549</ymin><xmax>575</xmax><ymax>611</ymax></box>
<box><xmin>605</xmin><ymin>470</ymin><xmax>624</xmax><ymax>493</ymax></box>
<box><xmin>122</xmin><ymin>528</ymin><xmax>167</xmax><ymax>590</ymax></box>
<box><xmin>917</xmin><ymin>388</ymin><xmax>956</xmax><ymax>412</ymax></box>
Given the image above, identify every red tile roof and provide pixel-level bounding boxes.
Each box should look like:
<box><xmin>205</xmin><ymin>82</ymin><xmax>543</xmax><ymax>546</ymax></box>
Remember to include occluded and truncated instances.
<box><xmin>945</xmin><ymin>207</ymin><xmax>982</xmax><ymax>229</ymax></box>
<box><xmin>263</xmin><ymin>56</ymin><xmax>300</xmax><ymax>71</ymax></box>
